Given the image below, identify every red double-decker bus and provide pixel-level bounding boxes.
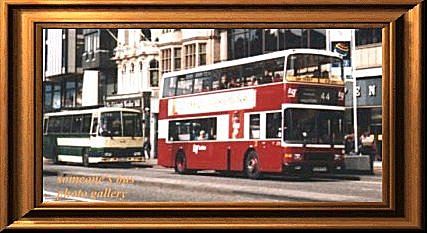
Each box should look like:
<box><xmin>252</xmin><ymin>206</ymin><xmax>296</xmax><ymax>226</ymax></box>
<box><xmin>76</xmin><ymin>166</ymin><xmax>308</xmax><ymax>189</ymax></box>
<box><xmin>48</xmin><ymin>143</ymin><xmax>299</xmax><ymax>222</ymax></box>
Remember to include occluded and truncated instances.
<box><xmin>158</xmin><ymin>49</ymin><xmax>346</xmax><ymax>179</ymax></box>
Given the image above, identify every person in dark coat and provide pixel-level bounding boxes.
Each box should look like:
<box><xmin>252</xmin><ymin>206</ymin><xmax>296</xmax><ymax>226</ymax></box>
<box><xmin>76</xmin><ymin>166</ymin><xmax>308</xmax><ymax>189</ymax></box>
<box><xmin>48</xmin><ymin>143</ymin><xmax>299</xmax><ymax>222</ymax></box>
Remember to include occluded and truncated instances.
<box><xmin>143</xmin><ymin>137</ymin><xmax>151</xmax><ymax>160</ymax></box>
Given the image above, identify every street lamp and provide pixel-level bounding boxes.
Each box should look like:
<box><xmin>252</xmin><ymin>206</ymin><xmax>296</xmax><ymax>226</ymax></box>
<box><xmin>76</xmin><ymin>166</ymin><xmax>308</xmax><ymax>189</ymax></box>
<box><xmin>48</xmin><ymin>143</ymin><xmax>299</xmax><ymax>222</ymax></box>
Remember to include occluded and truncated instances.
<box><xmin>351</xmin><ymin>29</ymin><xmax>358</xmax><ymax>153</ymax></box>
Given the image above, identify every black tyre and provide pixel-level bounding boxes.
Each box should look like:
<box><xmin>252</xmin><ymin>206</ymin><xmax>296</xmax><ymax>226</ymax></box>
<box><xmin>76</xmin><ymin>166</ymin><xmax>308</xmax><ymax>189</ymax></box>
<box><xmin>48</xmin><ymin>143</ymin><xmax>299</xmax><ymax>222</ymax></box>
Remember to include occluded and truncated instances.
<box><xmin>244</xmin><ymin>151</ymin><xmax>262</xmax><ymax>179</ymax></box>
<box><xmin>82</xmin><ymin>148</ymin><xmax>90</xmax><ymax>167</ymax></box>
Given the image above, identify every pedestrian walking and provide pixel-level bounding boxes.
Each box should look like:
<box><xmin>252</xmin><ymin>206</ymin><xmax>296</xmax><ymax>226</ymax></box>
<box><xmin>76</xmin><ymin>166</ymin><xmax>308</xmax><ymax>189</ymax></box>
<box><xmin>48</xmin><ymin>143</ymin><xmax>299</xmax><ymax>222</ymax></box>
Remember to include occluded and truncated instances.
<box><xmin>344</xmin><ymin>133</ymin><xmax>355</xmax><ymax>154</ymax></box>
<box><xmin>143</xmin><ymin>137</ymin><xmax>151</xmax><ymax>160</ymax></box>
<box><xmin>360</xmin><ymin>131</ymin><xmax>376</xmax><ymax>174</ymax></box>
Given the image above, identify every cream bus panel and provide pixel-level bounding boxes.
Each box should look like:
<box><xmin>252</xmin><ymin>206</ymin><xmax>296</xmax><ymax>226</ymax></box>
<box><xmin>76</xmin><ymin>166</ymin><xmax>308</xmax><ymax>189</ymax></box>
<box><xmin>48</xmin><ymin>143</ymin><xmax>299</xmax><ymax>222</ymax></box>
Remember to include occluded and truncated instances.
<box><xmin>91</xmin><ymin>137</ymin><xmax>144</xmax><ymax>148</ymax></box>
<box><xmin>158</xmin><ymin>119</ymin><xmax>169</xmax><ymax>140</ymax></box>
<box><xmin>168</xmin><ymin>89</ymin><xmax>256</xmax><ymax>116</ymax></box>
<box><xmin>216</xmin><ymin>115</ymin><xmax>229</xmax><ymax>141</ymax></box>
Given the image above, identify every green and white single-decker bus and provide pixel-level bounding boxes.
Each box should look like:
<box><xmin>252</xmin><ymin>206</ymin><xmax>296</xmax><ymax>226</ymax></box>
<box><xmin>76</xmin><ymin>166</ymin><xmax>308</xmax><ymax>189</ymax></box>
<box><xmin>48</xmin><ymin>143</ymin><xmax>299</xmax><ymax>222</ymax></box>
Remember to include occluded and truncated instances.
<box><xmin>43</xmin><ymin>107</ymin><xmax>145</xmax><ymax>166</ymax></box>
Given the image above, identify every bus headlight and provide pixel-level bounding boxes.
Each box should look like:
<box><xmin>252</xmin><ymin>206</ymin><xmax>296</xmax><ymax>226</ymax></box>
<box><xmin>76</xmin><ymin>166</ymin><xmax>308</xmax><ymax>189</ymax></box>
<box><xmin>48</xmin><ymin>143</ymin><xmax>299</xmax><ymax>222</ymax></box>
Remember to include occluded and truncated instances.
<box><xmin>334</xmin><ymin>154</ymin><xmax>343</xmax><ymax>160</ymax></box>
<box><xmin>104</xmin><ymin>152</ymin><xmax>113</xmax><ymax>157</ymax></box>
<box><xmin>284</xmin><ymin>153</ymin><xmax>302</xmax><ymax>160</ymax></box>
<box><xmin>293</xmin><ymin>154</ymin><xmax>302</xmax><ymax>160</ymax></box>
<box><xmin>134</xmin><ymin>152</ymin><xmax>142</xmax><ymax>156</ymax></box>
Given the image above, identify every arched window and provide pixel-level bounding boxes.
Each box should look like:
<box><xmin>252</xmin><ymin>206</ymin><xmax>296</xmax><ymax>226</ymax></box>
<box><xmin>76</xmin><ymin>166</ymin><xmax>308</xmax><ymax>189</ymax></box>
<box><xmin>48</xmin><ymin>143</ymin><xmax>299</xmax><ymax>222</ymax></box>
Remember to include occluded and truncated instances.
<box><xmin>130</xmin><ymin>63</ymin><xmax>135</xmax><ymax>73</ymax></box>
<box><xmin>122</xmin><ymin>65</ymin><xmax>126</xmax><ymax>74</ymax></box>
<box><xmin>139</xmin><ymin>61</ymin><xmax>143</xmax><ymax>71</ymax></box>
<box><xmin>149</xmin><ymin>59</ymin><xmax>159</xmax><ymax>87</ymax></box>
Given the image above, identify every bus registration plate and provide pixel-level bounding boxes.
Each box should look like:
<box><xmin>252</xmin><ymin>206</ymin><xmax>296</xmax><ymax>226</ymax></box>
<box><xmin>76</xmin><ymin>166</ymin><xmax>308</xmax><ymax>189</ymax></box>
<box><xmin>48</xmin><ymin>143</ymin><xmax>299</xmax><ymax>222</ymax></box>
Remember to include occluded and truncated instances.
<box><xmin>312</xmin><ymin>167</ymin><xmax>327</xmax><ymax>172</ymax></box>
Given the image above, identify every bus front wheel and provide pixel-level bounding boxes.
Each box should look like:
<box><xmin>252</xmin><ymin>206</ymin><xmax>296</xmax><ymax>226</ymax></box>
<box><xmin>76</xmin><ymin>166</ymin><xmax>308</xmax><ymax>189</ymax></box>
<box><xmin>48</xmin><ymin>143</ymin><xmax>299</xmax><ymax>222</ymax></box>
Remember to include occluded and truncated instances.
<box><xmin>244</xmin><ymin>151</ymin><xmax>262</xmax><ymax>179</ymax></box>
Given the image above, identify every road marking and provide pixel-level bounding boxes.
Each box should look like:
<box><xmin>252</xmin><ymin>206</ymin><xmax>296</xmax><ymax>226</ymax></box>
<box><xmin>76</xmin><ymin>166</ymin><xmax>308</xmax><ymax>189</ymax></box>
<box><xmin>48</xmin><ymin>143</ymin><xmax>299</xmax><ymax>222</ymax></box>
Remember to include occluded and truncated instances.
<box><xmin>43</xmin><ymin>190</ymin><xmax>106</xmax><ymax>202</ymax></box>
<box><xmin>349</xmin><ymin>180</ymin><xmax>382</xmax><ymax>185</ymax></box>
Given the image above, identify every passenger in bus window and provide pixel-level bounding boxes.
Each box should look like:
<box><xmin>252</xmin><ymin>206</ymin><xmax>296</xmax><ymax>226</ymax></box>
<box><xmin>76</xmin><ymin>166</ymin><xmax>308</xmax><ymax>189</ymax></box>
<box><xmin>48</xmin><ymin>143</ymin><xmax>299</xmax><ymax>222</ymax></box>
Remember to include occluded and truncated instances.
<box><xmin>273</xmin><ymin>73</ymin><xmax>282</xmax><ymax>82</ymax></box>
<box><xmin>202</xmin><ymin>85</ymin><xmax>211</xmax><ymax>92</ymax></box>
<box><xmin>219</xmin><ymin>73</ymin><xmax>229</xmax><ymax>89</ymax></box>
<box><xmin>197</xmin><ymin>130</ymin><xmax>207</xmax><ymax>140</ymax></box>
<box><xmin>251</xmin><ymin>76</ymin><xmax>260</xmax><ymax>86</ymax></box>
<box><xmin>112</xmin><ymin>118</ymin><xmax>121</xmax><ymax>135</ymax></box>
<box><xmin>260</xmin><ymin>69</ymin><xmax>273</xmax><ymax>84</ymax></box>
<box><xmin>229</xmin><ymin>77</ymin><xmax>241</xmax><ymax>88</ymax></box>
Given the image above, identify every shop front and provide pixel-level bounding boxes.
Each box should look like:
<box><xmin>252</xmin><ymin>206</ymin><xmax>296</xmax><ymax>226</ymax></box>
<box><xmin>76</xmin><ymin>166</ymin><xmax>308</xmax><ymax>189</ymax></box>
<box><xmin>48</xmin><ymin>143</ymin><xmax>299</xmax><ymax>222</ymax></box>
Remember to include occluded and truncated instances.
<box><xmin>345</xmin><ymin>76</ymin><xmax>382</xmax><ymax>159</ymax></box>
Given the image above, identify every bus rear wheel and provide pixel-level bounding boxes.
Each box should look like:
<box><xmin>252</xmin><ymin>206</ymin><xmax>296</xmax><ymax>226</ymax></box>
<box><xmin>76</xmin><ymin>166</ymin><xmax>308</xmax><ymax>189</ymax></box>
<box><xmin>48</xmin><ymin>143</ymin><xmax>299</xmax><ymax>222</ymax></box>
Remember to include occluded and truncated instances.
<box><xmin>245</xmin><ymin>151</ymin><xmax>262</xmax><ymax>179</ymax></box>
<box><xmin>175</xmin><ymin>151</ymin><xmax>188</xmax><ymax>174</ymax></box>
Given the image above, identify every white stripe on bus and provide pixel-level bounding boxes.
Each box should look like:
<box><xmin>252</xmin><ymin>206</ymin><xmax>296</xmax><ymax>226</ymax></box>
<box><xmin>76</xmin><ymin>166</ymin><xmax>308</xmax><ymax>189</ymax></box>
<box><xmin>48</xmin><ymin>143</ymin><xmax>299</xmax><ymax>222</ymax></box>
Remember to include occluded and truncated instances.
<box><xmin>58</xmin><ymin>155</ymin><xmax>83</xmax><ymax>163</ymax></box>
<box><xmin>57</xmin><ymin>138</ymin><xmax>91</xmax><ymax>147</ymax></box>
<box><xmin>282</xmin><ymin>103</ymin><xmax>345</xmax><ymax>111</ymax></box>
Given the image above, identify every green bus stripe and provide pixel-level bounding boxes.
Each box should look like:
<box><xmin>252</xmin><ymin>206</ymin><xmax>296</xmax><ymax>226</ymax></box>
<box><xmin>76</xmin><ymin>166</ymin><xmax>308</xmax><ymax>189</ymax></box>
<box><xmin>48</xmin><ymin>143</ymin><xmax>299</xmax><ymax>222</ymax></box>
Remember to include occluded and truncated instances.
<box><xmin>57</xmin><ymin>146</ymin><xmax>85</xmax><ymax>156</ymax></box>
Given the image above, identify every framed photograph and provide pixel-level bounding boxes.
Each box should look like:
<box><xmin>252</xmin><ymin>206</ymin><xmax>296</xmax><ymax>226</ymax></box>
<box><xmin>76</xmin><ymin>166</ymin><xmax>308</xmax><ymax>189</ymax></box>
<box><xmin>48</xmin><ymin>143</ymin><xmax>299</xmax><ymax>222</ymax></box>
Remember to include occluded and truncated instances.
<box><xmin>0</xmin><ymin>0</ymin><xmax>425</xmax><ymax>231</ymax></box>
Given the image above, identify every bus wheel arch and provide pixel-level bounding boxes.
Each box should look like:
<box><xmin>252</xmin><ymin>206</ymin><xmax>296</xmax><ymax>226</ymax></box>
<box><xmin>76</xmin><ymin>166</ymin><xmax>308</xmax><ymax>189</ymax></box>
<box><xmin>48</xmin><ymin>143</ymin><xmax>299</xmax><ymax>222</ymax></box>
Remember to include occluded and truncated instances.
<box><xmin>244</xmin><ymin>149</ymin><xmax>262</xmax><ymax>179</ymax></box>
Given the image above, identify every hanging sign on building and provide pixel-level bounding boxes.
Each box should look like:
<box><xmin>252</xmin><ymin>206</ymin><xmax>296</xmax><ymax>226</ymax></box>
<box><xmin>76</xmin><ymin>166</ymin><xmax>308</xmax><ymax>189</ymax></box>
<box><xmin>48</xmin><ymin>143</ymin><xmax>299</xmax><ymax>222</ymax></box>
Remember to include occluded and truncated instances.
<box><xmin>345</xmin><ymin>78</ymin><xmax>382</xmax><ymax>107</ymax></box>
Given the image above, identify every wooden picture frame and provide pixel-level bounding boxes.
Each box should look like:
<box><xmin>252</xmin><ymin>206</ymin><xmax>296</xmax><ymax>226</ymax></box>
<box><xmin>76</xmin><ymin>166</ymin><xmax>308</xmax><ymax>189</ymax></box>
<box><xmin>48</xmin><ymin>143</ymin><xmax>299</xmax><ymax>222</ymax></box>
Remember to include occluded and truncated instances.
<box><xmin>0</xmin><ymin>0</ymin><xmax>425</xmax><ymax>231</ymax></box>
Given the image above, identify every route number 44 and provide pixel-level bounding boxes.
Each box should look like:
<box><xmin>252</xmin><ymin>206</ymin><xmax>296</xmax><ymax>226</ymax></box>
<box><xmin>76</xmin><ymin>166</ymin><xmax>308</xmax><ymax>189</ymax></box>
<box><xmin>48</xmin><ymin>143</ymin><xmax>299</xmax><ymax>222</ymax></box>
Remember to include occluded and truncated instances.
<box><xmin>321</xmin><ymin>92</ymin><xmax>330</xmax><ymax>100</ymax></box>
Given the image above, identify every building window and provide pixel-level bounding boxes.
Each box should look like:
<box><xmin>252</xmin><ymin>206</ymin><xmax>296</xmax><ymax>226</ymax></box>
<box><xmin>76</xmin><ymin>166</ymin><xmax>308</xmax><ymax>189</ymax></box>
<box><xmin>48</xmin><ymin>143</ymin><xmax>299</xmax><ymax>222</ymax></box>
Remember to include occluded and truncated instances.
<box><xmin>228</xmin><ymin>29</ymin><xmax>249</xmax><ymax>60</ymax></box>
<box><xmin>52</xmin><ymin>85</ymin><xmax>61</xmax><ymax>109</ymax></box>
<box><xmin>161</xmin><ymin>49</ymin><xmax>172</xmax><ymax>73</ymax></box>
<box><xmin>174</xmin><ymin>47</ymin><xmax>182</xmax><ymax>71</ymax></box>
<box><xmin>283</xmin><ymin>29</ymin><xmax>302</xmax><ymax>49</ymax></box>
<box><xmin>306</xmin><ymin>29</ymin><xmax>326</xmax><ymax>49</ymax></box>
<box><xmin>139</xmin><ymin>61</ymin><xmax>143</xmax><ymax>71</ymax></box>
<box><xmin>149</xmin><ymin>59</ymin><xmax>159</xmax><ymax>87</ymax></box>
<box><xmin>227</xmin><ymin>29</ymin><xmax>326</xmax><ymax>60</ymax></box>
<box><xmin>76</xmin><ymin>81</ymin><xmax>82</xmax><ymax>106</ymax></box>
<box><xmin>44</xmin><ymin>84</ymin><xmax>52</xmax><ymax>111</ymax></box>
<box><xmin>65</xmin><ymin>81</ymin><xmax>76</xmax><ymax>107</ymax></box>
<box><xmin>162</xmin><ymin>29</ymin><xmax>173</xmax><ymax>34</ymax></box>
<box><xmin>61</xmin><ymin>29</ymin><xmax>68</xmax><ymax>71</ymax></box>
<box><xmin>250</xmin><ymin>29</ymin><xmax>263</xmax><ymax>56</ymax></box>
<box><xmin>122</xmin><ymin>64</ymin><xmax>127</xmax><ymax>74</ymax></box>
<box><xmin>140</xmin><ymin>29</ymin><xmax>151</xmax><ymax>41</ymax></box>
<box><xmin>84</xmin><ymin>31</ymin><xmax>99</xmax><ymax>60</ymax></box>
<box><xmin>198</xmin><ymin>43</ymin><xmax>206</xmax><ymax>66</ymax></box>
<box><xmin>130</xmin><ymin>63</ymin><xmax>135</xmax><ymax>73</ymax></box>
<box><xmin>356</xmin><ymin>28</ymin><xmax>382</xmax><ymax>46</ymax></box>
<box><xmin>185</xmin><ymin>44</ymin><xmax>196</xmax><ymax>69</ymax></box>
<box><xmin>264</xmin><ymin>29</ymin><xmax>278</xmax><ymax>53</ymax></box>
<box><xmin>44</xmin><ymin>32</ymin><xmax>48</xmax><ymax>72</ymax></box>
<box><xmin>124</xmin><ymin>30</ymin><xmax>129</xmax><ymax>45</ymax></box>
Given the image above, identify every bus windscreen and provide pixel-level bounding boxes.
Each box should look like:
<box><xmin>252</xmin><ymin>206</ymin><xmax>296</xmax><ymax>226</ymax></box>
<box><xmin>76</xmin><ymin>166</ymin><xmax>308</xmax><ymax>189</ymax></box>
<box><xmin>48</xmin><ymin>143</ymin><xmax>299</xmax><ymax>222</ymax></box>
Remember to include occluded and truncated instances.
<box><xmin>283</xmin><ymin>109</ymin><xmax>344</xmax><ymax>145</ymax></box>
<box><xmin>286</xmin><ymin>54</ymin><xmax>343</xmax><ymax>83</ymax></box>
<box><xmin>100</xmin><ymin>111</ymin><xmax>143</xmax><ymax>137</ymax></box>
